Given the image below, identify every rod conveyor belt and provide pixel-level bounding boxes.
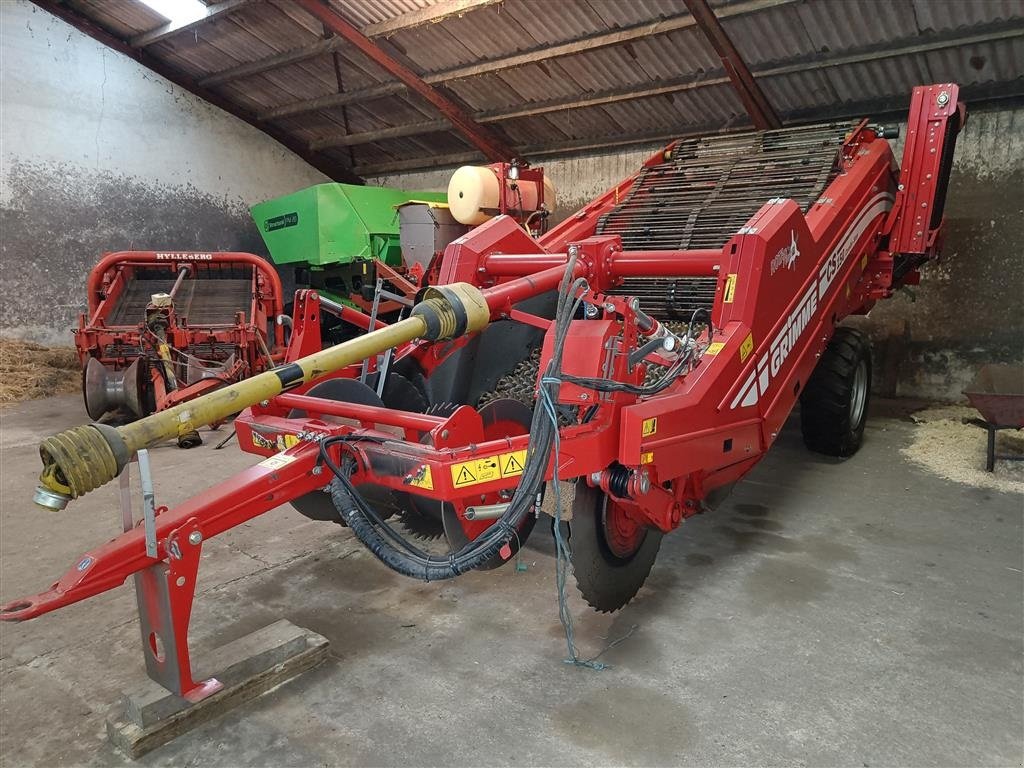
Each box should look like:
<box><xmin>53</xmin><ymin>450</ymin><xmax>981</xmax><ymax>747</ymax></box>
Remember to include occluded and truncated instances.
<box><xmin>598</xmin><ymin>121</ymin><xmax>858</xmax><ymax>320</ymax></box>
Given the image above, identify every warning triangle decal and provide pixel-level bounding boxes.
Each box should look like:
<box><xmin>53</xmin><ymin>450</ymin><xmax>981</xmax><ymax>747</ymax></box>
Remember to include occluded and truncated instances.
<box><xmin>455</xmin><ymin>466</ymin><xmax>477</xmax><ymax>486</ymax></box>
<box><xmin>502</xmin><ymin>454</ymin><xmax>524</xmax><ymax>474</ymax></box>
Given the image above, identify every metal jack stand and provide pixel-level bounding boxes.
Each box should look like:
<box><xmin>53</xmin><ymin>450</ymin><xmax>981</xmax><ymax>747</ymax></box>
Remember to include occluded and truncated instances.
<box><xmin>120</xmin><ymin>450</ymin><xmax>223</xmax><ymax>702</ymax></box>
<box><xmin>107</xmin><ymin>451</ymin><xmax>330</xmax><ymax>758</ymax></box>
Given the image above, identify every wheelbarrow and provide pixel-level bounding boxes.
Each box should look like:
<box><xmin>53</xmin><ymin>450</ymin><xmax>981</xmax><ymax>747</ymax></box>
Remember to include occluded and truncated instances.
<box><xmin>963</xmin><ymin>364</ymin><xmax>1024</xmax><ymax>472</ymax></box>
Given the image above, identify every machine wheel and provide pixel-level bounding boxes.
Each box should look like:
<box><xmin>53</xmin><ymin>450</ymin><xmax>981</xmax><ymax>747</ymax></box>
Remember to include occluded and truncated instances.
<box><xmin>800</xmin><ymin>326</ymin><xmax>871</xmax><ymax>457</ymax></box>
<box><xmin>569</xmin><ymin>483</ymin><xmax>663</xmax><ymax>612</ymax></box>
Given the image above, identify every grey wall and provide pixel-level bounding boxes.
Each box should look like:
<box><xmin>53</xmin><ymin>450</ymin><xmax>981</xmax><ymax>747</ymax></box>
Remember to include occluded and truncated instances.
<box><xmin>372</xmin><ymin>105</ymin><xmax>1024</xmax><ymax>402</ymax></box>
<box><xmin>0</xmin><ymin>1</ymin><xmax>328</xmax><ymax>345</ymax></box>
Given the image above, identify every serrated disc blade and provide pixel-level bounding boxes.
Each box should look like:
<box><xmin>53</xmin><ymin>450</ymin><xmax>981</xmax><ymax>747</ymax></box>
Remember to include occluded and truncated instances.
<box><xmin>569</xmin><ymin>483</ymin><xmax>663</xmax><ymax>612</ymax></box>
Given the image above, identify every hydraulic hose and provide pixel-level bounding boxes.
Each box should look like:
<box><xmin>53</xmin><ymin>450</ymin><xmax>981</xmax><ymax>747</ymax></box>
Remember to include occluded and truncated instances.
<box><xmin>331</xmin><ymin>253</ymin><xmax>585</xmax><ymax>579</ymax></box>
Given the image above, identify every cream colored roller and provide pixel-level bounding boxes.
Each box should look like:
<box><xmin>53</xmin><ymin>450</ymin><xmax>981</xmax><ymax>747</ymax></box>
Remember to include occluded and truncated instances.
<box><xmin>447</xmin><ymin>165</ymin><xmax>556</xmax><ymax>226</ymax></box>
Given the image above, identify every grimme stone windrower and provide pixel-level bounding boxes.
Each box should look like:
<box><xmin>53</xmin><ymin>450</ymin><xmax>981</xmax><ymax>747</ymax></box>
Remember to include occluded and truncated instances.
<box><xmin>2</xmin><ymin>85</ymin><xmax>963</xmax><ymax>700</ymax></box>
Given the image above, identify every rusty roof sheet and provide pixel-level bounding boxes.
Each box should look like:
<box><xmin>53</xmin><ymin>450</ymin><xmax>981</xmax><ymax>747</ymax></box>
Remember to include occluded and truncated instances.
<box><xmin>53</xmin><ymin>0</ymin><xmax>1024</xmax><ymax>178</ymax></box>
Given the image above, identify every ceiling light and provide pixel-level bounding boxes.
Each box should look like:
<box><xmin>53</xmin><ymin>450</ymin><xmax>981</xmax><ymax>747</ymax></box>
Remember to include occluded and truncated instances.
<box><xmin>138</xmin><ymin>0</ymin><xmax>207</xmax><ymax>26</ymax></box>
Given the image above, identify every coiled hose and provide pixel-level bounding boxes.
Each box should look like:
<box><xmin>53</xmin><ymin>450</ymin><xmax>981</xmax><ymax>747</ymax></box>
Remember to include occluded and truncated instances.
<box><xmin>327</xmin><ymin>255</ymin><xmax>584</xmax><ymax>580</ymax></box>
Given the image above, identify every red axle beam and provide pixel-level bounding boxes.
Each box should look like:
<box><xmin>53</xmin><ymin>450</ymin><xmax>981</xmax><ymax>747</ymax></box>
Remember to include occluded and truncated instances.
<box><xmin>481</xmin><ymin>250</ymin><xmax>722</xmax><ymax>278</ymax></box>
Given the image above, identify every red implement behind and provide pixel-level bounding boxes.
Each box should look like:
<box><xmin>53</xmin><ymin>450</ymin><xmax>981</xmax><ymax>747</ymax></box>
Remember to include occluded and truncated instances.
<box><xmin>75</xmin><ymin>251</ymin><xmax>286</xmax><ymax>445</ymax></box>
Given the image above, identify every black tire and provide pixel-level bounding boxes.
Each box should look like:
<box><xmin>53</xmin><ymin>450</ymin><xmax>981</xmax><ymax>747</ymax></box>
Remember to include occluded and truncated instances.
<box><xmin>800</xmin><ymin>326</ymin><xmax>871</xmax><ymax>457</ymax></box>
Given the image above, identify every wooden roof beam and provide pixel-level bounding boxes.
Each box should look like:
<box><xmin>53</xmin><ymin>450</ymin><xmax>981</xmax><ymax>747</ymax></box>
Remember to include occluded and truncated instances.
<box><xmin>218</xmin><ymin>0</ymin><xmax>792</xmax><ymax>103</ymax></box>
<box><xmin>31</xmin><ymin>0</ymin><xmax>363</xmax><ymax>184</ymax></box>
<box><xmin>682</xmin><ymin>0</ymin><xmax>780</xmax><ymax>129</ymax></box>
<box><xmin>294</xmin><ymin>0</ymin><xmax>515</xmax><ymax>162</ymax></box>
<box><xmin>198</xmin><ymin>0</ymin><xmax>501</xmax><ymax>87</ymax></box>
<box><xmin>362</xmin><ymin>0</ymin><xmax>503</xmax><ymax>37</ymax></box>
<box><xmin>308</xmin><ymin>24</ymin><xmax>1024</xmax><ymax>150</ymax></box>
<box><xmin>130</xmin><ymin>0</ymin><xmax>251</xmax><ymax>48</ymax></box>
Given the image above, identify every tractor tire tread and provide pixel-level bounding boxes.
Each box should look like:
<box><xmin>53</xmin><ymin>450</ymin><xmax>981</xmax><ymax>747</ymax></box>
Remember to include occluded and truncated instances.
<box><xmin>800</xmin><ymin>327</ymin><xmax>871</xmax><ymax>458</ymax></box>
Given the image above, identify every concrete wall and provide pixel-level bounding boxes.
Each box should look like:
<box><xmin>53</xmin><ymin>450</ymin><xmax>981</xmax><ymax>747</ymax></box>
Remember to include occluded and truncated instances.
<box><xmin>372</xmin><ymin>105</ymin><xmax>1024</xmax><ymax>402</ymax></box>
<box><xmin>0</xmin><ymin>1</ymin><xmax>328</xmax><ymax>344</ymax></box>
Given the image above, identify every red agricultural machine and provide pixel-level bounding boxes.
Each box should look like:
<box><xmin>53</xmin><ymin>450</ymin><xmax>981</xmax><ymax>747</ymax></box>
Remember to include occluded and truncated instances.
<box><xmin>74</xmin><ymin>251</ymin><xmax>285</xmax><ymax>446</ymax></box>
<box><xmin>2</xmin><ymin>85</ymin><xmax>963</xmax><ymax>701</ymax></box>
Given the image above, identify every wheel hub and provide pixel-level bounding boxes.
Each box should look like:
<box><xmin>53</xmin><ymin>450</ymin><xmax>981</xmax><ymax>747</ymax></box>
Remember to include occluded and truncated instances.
<box><xmin>602</xmin><ymin>500</ymin><xmax>646</xmax><ymax>559</ymax></box>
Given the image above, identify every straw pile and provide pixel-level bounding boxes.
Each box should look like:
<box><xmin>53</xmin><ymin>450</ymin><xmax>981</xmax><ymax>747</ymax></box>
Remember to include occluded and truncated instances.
<box><xmin>0</xmin><ymin>338</ymin><xmax>81</xmax><ymax>405</ymax></box>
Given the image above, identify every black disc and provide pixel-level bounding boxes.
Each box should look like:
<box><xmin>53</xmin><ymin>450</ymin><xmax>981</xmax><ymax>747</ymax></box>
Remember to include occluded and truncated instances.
<box><xmin>396</xmin><ymin>401</ymin><xmax>458</xmax><ymax>541</ymax></box>
<box><xmin>441</xmin><ymin>398</ymin><xmax>536</xmax><ymax>570</ymax></box>
<box><xmin>366</xmin><ymin>370</ymin><xmax>428</xmax><ymax>415</ymax></box>
<box><xmin>286</xmin><ymin>378</ymin><xmax>391</xmax><ymax>525</ymax></box>
<box><xmin>569</xmin><ymin>483</ymin><xmax>663</xmax><ymax>612</ymax></box>
<box><xmin>399</xmin><ymin>498</ymin><xmax>448</xmax><ymax>540</ymax></box>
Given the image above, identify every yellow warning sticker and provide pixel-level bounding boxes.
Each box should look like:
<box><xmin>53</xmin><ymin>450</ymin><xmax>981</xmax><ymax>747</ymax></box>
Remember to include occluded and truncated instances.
<box><xmin>723</xmin><ymin>273</ymin><xmax>738</xmax><ymax>303</ymax></box>
<box><xmin>408</xmin><ymin>465</ymin><xmax>434</xmax><ymax>490</ymax></box>
<box><xmin>499</xmin><ymin>450</ymin><xmax>527</xmax><ymax>477</ymax></box>
<box><xmin>739</xmin><ymin>333</ymin><xmax>754</xmax><ymax>363</ymax></box>
<box><xmin>252</xmin><ymin>431</ymin><xmax>275</xmax><ymax>450</ymax></box>
<box><xmin>704</xmin><ymin>341</ymin><xmax>725</xmax><ymax>356</ymax></box>
<box><xmin>258</xmin><ymin>453</ymin><xmax>297</xmax><ymax>470</ymax></box>
<box><xmin>642</xmin><ymin>417</ymin><xmax>658</xmax><ymax>437</ymax></box>
<box><xmin>252</xmin><ymin>431</ymin><xmax>298</xmax><ymax>452</ymax></box>
<box><xmin>449</xmin><ymin>450</ymin><xmax>529</xmax><ymax>489</ymax></box>
<box><xmin>641</xmin><ymin>452</ymin><xmax>655</xmax><ymax>464</ymax></box>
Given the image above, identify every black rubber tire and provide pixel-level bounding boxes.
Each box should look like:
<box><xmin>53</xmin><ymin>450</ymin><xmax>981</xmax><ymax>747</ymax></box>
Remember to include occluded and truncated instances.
<box><xmin>800</xmin><ymin>326</ymin><xmax>872</xmax><ymax>457</ymax></box>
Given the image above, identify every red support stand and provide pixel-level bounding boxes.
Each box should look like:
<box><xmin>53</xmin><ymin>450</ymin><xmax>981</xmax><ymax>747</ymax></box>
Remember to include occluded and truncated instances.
<box><xmin>121</xmin><ymin>452</ymin><xmax>223</xmax><ymax>702</ymax></box>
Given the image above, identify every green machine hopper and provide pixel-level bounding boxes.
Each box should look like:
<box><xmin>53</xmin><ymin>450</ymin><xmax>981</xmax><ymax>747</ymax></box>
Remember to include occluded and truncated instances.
<box><xmin>251</xmin><ymin>183</ymin><xmax>447</xmax><ymax>307</ymax></box>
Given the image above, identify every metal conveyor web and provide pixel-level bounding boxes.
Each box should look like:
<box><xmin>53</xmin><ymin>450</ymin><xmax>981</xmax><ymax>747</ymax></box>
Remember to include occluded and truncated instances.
<box><xmin>598</xmin><ymin>120</ymin><xmax>858</xmax><ymax>320</ymax></box>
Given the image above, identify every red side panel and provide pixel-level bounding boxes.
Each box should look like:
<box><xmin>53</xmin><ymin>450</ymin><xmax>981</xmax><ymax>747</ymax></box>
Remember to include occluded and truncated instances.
<box><xmin>888</xmin><ymin>83</ymin><xmax>964</xmax><ymax>255</ymax></box>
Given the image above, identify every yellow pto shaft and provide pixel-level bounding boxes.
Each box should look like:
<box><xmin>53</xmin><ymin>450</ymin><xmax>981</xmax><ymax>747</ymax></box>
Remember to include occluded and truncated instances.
<box><xmin>35</xmin><ymin>284</ymin><xmax>490</xmax><ymax>510</ymax></box>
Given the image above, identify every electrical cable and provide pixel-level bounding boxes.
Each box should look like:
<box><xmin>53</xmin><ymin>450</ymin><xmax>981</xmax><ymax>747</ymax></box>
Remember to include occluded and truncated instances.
<box><xmin>320</xmin><ymin>253</ymin><xmax>585</xmax><ymax>581</ymax></box>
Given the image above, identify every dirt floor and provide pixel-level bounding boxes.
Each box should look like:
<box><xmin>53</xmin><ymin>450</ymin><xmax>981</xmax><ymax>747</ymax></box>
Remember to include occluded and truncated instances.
<box><xmin>0</xmin><ymin>395</ymin><xmax>1021</xmax><ymax>767</ymax></box>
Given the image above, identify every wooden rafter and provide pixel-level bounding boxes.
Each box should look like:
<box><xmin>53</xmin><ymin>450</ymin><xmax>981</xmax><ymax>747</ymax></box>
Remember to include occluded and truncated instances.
<box><xmin>130</xmin><ymin>0</ymin><xmax>251</xmax><ymax>48</ymax></box>
<box><xmin>308</xmin><ymin>25</ymin><xmax>1024</xmax><ymax>151</ymax></box>
<box><xmin>682</xmin><ymin>0</ymin><xmax>780</xmax><ymax>129</ymax></box>
<box><xmin>293</xmin><ymin>0</ymin><xmax>515</xmax><ymax>162</ymax></box>
<box><xmin>221</xmin><ymin>0</ymin><xmax>794</xmax><ymax>114</ymax></box>
<box><xmin>198</xmin><ymin>0</ymin><xmax>503</xmax><ymax>88</ymax></box>
<box><xmin>31</xmin><ymin>0</ymin><xmax>363</xmax><ymax>184</ymax></box>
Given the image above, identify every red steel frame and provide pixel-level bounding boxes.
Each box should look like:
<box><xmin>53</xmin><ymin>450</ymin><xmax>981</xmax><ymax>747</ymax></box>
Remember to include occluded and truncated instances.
<box><xmin>1</xmin><ymin>86</ymin><xmax>963</xmax><ymax>702</ymax></box>
<box><xmin>76</xmin><ymin>250</ymin><xmax>286</xmax><ymax>413</ymax></box>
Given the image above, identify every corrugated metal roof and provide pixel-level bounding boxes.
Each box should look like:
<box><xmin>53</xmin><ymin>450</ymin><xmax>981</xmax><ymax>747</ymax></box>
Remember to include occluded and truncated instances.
<box><xmin>331</xmin><ymin>0</ymin><xmax>442</xmax><ymax>28</ymax></box>
<box><xmin>52</xmin><ymin>0</ymin><xmax>1024</xmax><ymax>178</ymax></box>
<box><xmin>66</xmin><ymin>0</ymin><xmax>166</xmax><ymax>38</ymax></box>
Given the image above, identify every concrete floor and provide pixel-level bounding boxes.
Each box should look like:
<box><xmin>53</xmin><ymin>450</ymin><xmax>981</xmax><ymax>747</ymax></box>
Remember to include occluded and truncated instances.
<box><xmin>0</xmin><ymin>394</ymin><xmax>1021</xmax><ymax>767</ymax></box>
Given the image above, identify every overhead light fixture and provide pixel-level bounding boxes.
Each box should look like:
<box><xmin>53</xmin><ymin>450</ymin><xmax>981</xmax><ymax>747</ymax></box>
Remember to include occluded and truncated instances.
<box><xmin>138</xmin><ymin>0</ymin><xmax>207</xmax><ymax>26</ymax></box>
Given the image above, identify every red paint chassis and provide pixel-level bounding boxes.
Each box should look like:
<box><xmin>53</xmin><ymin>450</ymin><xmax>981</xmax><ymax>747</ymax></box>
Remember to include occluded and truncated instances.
<box><xmin>2</xmin><ymin>86</ymin><xmax>963</xmax><ymax>701</ymax></box>
<box><xmin>75</xmin><ymin>250</ymin><xmax>286</xmax><ymax>415</ymax></box>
